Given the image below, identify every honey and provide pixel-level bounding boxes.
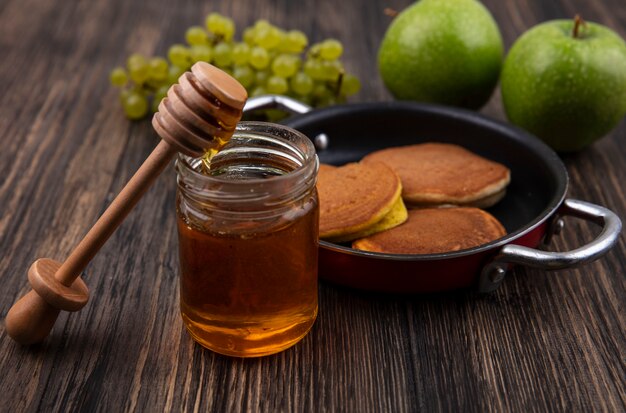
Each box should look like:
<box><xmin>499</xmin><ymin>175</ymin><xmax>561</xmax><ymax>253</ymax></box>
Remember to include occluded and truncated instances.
<box><xmin>175</xmin><ymin>122</ymin><xmax>319</xmax><ymax>357</ymax></box>
<box><xmin>177</xmin><ymin>197</ymin><xmax>318</xmax><ymax>357</ymax></box>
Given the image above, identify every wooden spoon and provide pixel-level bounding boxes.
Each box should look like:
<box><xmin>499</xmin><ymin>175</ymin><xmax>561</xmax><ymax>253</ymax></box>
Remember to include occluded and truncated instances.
<box><xmin>5</xmin><ymin>62</ymin><xmax>247</xmax><ymax>345</ymax></box>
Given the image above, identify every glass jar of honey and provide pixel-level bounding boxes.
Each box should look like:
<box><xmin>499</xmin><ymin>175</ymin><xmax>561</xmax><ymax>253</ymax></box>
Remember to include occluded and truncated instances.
<box><xmin>175</xmin><ymin>122</ymin><xmax>319</xmax><ymax>357</ymax></box>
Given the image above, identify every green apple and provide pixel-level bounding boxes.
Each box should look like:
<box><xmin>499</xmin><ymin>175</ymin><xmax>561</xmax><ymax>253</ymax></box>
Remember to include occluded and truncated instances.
<box><xmin>501</xmin><ymin>18</ymin><xmax>626</xmax><ymax>152</ymax></box>
<box><xmin>378</xmin><ymin>0</ymin><xmax>503</xmax><ymax>109</ymax></box>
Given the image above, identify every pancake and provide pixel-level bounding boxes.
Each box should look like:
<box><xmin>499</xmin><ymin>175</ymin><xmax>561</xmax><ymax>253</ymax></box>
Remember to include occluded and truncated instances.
<box><xmin>317</xmin><ymin>162</ymin><xmax>407</xmax><ymax>241</ymax></box>
<box><xmin>327</xmin><ymin>194</ymin><xmax>408</xmax><ymax>243</ymax></box>
<box><xmin>352</xmin><ymin>207</ymin><xmax>506</xmax><ymax>254</ymax></box>
<box><xmin>362</xmin><ymin>143</ymin><xmax>511</xmax><ymax>208</ymax></box>
<box><xmin>318</xmin><ymin>163</ymin><xmax>337</xmax><ymax>173</ymax></box>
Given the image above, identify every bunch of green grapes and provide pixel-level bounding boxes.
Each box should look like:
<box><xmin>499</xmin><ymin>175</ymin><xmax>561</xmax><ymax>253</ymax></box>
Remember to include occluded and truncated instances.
<box><xmin>110</xmin><ymin>13</ymin><xmax>361</xmax><ymax>120</ymax></box>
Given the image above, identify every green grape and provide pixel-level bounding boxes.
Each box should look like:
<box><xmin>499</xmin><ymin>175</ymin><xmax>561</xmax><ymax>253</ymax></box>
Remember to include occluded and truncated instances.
<box><xmin>119</xmin><ymin>89</ymin><xmax>130</xmax><ymax>104</ymax></box>
<box><xmin>308</xmin><ymin>43</ymin><xmax>322</xmax><ymax>58</ymax></box>
<box><xmin>127</xmin><ymin>53</ymin><xmax>147</xmax><ymax>70</ymax></box>
<box><xmin>129</xmin><ymin>64</ymin><xmax>149</xmax><ymax>84</ymax></box>
<box><xmin>255</xmin><ymin>26</ymin><xmax>282</xmax><ymax>49</ymax></box>
<box><xmin>251</xmin><ymin>86</ymin><xmax>267</xmax><ymax>97</ymax></box>
<box><xmin>264</xmin><ymin>109</ymin><xmax>287</xmax><ymax>122</ymax></box>
<box><xmin>212</xmin><ymin>42</ymin><xmax>232</xmax><ymax>67</ymax></box>
<box><xmin>312</xmin><ymin>83</ymin><xmax>332</xmax><ymax>99</ymax></box>
<box><xmin>321</xmin><ymin>59</ymin><xmax>343</xmax><ymax>81</ymax></box>
<box><xmin>222</xmin><ymin>18</ymin><xmax>235</xmax><ymax>41</ymax></box>
<box><xmin>266</xmin><ymin>75</ymin><xmax>288</xmax><ymax>94</ymax></box>
<box><xmin>168</xmin><ymin>65</ymin><xmax>187</xmax><ymax>84</ymax></box>
<box><xmin>249</xmin><ymin>46</ymin><xmax>270</xmax><ymax>69</ymax></box>
<box><xmin>206</xmin><ymin>13</ymin><xmax>235</xmax><ymax>40</ymax></box>
<box><xmin>271</xmin><ymin>54</ymin><xmax>298</xmax><ymax>78</ymax></box>
<box><xmin>155</xmin><ymin>85</ymin><xmax>169</xmax><ymax>99</ymax></box>
<box><xmin>339</xmin><ymin>74</ymin><xmax>361</xmax><ymax>96</ymax></box>
<box><xmin>320</xmin><ymin>39</ymin><xmax>343</xmax><ymax>60</ymax></box>
<box><xmin>185</xmin><ymin>26</ymin><xmax>208</xmax><ymax>45</ymax></box>
<box><xmin>126</xmin><ymin>54</ymin><xmax>149</xmax><ymax>84</ymax></box>
<box><xmin>254</xmin><ymin>20</ymin><xmax>271</xmax><ymax>31</ymax></box>
<box><xmin>128</xmin><ymin>67</ymin><xmax>148</xmax><ymax>84</ymax></box>
<box><xmin>232</xmin><ymin>43</ymin><xmax>250</xmax><ymax>65</ymax></box>
<box><xmin>109</xmin><ymin>67</ymin><xmax>128</xmax><ymax>87</ymax></box>
<box><xmin>290</xmin><ymin>31</ymin><xmax>308</xmax><ymax>48</ymax></box>
<box><xmin>121</xmin><ymin>90</ymin><xmax>149</xmax><ymax>120</ymax></box>
<box><xmin>243</xmin><ymin>27</ymin><xmax>256</xmax><ymax>45</ymax></box>
<box><xmin>148</xmin><ymin>57</ymin><xmax>168</xmax><ymax>81</ymax></box>
<box><xmin>190</xmin><ymin>44</ymin><xmax>212</xmax><ymax>63</ymax></box>
<box><xmin>280</xmin><ymin>30</ymin><xmax>308</xmax><ymax>53</ymax></box>
<box><xmin>290</xmin><ymin>72</ymin><xmax>314</xmax><ymax>96</ymax></box>
<box><xmin>151</xmin><ymin>85</ymin><xmax>169</xmax><ymax>113</ymax></box>
<box><xmin>303</xmin><ymin>59</ymin><xmax>325</xmax><ymax>80</ymax></box>
<box><xmin>205</xmin><ymin>13</ymin><xmax>224</xmax><ymax>34</ymax></box>
<box><xmin>168</xmin><ymin>44</ymin><xmax>190</xmax><ymax>68</ymax></box>
<box><xmin>317</xmin><ymin>95</ymin><xmax>337</xmax><ymax>107</ymax></box>
<box><xmin>233</xmin><ymin>65</ymin><xmax>255</xmax><ymax>88</ymax></box>
<box><xmin>312</xmin><ymin>82</ymin><xmax>337</xmax><ymax>107</ymax></box>
<box><xmin>255</xmin><ymin>70</ymin><xmax>270</xmax><ymax>85</ymax></box>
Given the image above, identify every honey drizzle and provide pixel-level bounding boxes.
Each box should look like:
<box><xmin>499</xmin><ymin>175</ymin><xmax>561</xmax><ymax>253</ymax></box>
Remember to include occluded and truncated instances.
<box><xmin>200</xmin><ymin>134</ymin><xmax>230</xmax><ymax>174</ymax></box>
<box><xmin>200</xmin><ymin>148</ymin><xmax>219</xmax><ymax>173</ymax></box>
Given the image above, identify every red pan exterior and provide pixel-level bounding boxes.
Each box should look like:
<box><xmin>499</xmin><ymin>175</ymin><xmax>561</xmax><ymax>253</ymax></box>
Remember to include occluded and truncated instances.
<box><xmin>319</xmin><ymin>221</ymin><xmax>549</xmax><ymax>293</ymax></box>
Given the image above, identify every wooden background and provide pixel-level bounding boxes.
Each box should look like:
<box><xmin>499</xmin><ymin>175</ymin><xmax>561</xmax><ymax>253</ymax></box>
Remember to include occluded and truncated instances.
<box><xmin>1</xmin><ymin>0</ymin><xmax>624</xmax><ymax>411</ymax></box>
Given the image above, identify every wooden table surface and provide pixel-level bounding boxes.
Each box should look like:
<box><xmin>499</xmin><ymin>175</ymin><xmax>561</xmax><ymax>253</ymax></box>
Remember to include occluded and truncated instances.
<box><xmin>1</xmin><ymin>0</ymin><xmax>624</xmax><ymax>411</ymax></box>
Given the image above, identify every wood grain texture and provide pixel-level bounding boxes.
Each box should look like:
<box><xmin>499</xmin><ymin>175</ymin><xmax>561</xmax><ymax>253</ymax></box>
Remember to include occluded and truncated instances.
<box><xmin>0</xmin><ymin>0</ymin><xmax>624</xmax><ymax>412</ymax></box>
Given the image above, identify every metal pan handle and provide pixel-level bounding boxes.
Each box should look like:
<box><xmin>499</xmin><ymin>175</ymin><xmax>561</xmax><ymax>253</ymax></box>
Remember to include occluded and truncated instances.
<box><xmin>243</xmin><ymin>95</ymin><xmax>330</xmax><ymax>151</ymax></box>
<box><xmin>479</xmin><ymin>199</ymin><xmax>622</xmax><ymax>293</ymax></box>
<box><xmin>243</xmin><ymin>94</ymin><xmax>312</xmax><ymax>115</ymax></box>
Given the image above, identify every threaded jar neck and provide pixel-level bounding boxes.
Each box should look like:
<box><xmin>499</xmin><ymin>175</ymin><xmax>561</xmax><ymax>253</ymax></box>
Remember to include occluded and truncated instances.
<box><xmin>176</xmin><ymin>122</ymin><xmax>318</xmax><ymax>220</ymax></box>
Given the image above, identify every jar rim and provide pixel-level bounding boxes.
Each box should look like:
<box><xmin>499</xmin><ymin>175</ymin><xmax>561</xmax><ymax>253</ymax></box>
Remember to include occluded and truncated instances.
<box><xmin>176</xmin><ymin>121</ymin><xmax>318</xmax><ymax>186</ymax></box>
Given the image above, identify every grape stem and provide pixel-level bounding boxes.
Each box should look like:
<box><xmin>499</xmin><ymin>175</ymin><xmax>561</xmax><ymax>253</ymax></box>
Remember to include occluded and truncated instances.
<box><xmin>210</xmin><ymin>32</ymin><xmax>223</xmax><ymax>46</ymax></box>
<box><xmin>572</xmin><ymin>14</ymin><xmax>586</xmax><ymax>38</ymax></box>
<box><xmin>384</xmin><ymin>8</ymin><xmax>398</xmax><ymax>17</ymax></box>
<box><xmin>334</xmin><ymin>70</ymin><xmax>345</xmax><ymax>98</ymax></box>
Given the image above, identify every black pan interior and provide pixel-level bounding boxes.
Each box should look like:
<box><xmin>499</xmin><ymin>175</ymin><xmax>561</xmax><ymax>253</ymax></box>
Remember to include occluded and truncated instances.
<box><xmin>284</xmin><ymin>102</ymin><xmax>568</xmax><ymax>238</ymax></box>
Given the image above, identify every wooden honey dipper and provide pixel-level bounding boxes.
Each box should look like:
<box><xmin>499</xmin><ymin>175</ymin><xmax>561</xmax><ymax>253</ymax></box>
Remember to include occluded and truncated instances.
<box><xmin>5</xmin><ymin>62</ymin><xmax>248</xmax><ymax>345</ymax></box>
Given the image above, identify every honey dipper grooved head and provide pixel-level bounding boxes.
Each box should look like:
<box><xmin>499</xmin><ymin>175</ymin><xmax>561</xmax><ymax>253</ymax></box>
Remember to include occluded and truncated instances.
<box><xmin>152</xmin><ymin>62</ymin><xmax>248</xmax><ymax>157</ymax></box>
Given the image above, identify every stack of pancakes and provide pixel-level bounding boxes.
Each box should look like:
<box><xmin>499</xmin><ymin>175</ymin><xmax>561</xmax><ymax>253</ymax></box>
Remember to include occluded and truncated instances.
<box><xmin>317</xmin><ymin>142</ymin><xmax>510</xmax><ymax>254</ymax></box>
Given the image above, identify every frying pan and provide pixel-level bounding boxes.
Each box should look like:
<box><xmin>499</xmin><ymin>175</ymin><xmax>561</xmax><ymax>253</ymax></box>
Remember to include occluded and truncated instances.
<box><xmin>244</xmin><ymin>96</ymin><xmax>621</xmax><ymax>293</ymax></box>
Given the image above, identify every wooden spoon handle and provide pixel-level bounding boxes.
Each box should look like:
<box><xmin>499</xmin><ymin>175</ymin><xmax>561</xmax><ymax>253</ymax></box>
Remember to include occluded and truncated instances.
<box><xmin>55</xmin><ymin>140</ymin><xmax>177</xmax><ymax>285</ymax></box>
<box><xmin>5</xmin><ymin>140</ymin><xmax>177</xmax><ymax>345</ymax></box>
